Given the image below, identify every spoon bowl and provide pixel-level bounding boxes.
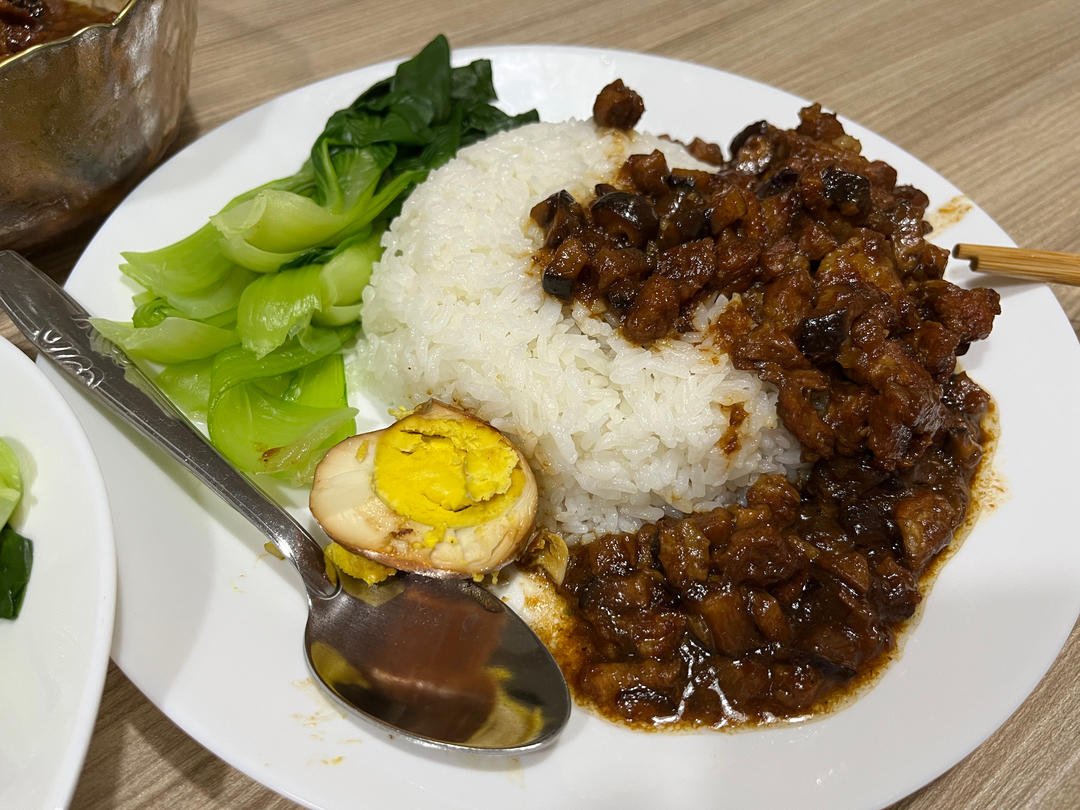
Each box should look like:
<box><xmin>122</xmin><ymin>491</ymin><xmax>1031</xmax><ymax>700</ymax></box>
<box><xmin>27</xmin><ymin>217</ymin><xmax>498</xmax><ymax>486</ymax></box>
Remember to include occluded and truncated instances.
<box><xmin>0</xmin><ymin>251</ymin><xmax>570</xmax><ymax>753</ymax></box>
<box><xmin>308</xmin><ymin>572</ymin><xmax>567</xmax><ymax>750</ymax></box>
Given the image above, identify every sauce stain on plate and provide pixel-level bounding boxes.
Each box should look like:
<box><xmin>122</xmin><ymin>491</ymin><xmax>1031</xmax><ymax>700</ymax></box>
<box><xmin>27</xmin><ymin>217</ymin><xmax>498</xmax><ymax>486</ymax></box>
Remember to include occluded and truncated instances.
<box><xmin>928</xmin><ymin>194</ymin><xmax>973</xmax><ymax>232</ymax></box>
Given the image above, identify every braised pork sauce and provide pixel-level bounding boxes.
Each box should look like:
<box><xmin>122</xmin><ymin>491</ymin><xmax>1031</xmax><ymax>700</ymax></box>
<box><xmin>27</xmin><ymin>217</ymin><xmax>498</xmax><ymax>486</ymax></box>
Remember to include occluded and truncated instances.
<box><xmin>530</xmin><ymin>95</ymin><xmax>1000</xmax><ymax>727</ymax></box>
<box><xmin>1</xmin><ymin>0</ymin><xmax>114</xmax><ymax>59</ymax></box>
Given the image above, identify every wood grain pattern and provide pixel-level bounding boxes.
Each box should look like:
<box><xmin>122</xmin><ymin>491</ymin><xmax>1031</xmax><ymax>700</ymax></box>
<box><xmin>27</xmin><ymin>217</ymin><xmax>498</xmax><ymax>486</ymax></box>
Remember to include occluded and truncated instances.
<box><xmin>955</xmin><ymin>243</ymin><xmax>1080</xmax><ymax>286</ymax></box>
<box><xmin>3</xmin><ymin>0</ymin><xmax>1077</xmax><ymax>807</ymax></box>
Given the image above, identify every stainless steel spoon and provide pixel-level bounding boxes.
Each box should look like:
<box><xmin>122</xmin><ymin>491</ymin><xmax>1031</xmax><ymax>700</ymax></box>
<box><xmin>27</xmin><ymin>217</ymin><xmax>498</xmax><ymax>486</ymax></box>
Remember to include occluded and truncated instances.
<box><xmin>0</xmin><ymin>251</ymin><xmax>570</xmax><ymax>753</ymax></box>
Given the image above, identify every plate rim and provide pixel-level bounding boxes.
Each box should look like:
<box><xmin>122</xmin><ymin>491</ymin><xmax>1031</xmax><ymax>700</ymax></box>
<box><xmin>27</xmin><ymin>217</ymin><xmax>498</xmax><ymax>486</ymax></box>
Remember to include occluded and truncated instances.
<box><xmin>0</xmin><ymin>336</ymin><xmax>116</xmax><ymax>809</ymax></box>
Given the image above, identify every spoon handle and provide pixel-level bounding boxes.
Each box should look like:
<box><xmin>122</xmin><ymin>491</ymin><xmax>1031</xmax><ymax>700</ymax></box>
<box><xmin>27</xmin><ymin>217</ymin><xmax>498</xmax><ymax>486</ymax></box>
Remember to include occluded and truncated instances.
<box><xmin>0</xmin><ymin>251</ymin><xmax>333</xmax><ymax>597</ymax></box>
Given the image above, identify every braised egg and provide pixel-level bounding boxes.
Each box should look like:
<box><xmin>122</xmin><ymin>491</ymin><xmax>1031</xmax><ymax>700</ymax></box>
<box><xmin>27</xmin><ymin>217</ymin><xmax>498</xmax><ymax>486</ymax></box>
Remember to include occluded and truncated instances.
<box><xmin>309</xmin><ymin>400</ymin><xmax>538</xmax><ymax>578</ymax></box>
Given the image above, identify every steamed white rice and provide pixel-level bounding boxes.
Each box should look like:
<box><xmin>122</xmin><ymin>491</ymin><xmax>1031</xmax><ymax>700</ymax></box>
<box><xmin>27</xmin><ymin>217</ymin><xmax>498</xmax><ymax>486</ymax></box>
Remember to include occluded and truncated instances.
<box><xmin>351</xmin><ymin>120</ymin><xmax>801</xmax><ymax>536</ymax></box>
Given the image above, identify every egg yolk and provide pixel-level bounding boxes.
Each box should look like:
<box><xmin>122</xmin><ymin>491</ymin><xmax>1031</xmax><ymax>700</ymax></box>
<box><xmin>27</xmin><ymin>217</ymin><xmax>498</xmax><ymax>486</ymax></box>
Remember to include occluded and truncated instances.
<box><xmin>323</xmin><ymin>541</ymin><xmax>394</xmax><ymax>585</ymax></box>
<box><xmin>372</xmin><ymin>414</ymin><xmax>525</xmax><ymax>546</ymax></box>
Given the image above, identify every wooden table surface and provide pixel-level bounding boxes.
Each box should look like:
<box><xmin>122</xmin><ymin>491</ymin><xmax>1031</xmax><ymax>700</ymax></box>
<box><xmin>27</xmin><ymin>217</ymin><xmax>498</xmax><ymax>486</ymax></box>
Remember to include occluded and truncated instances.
<box><xmin>4</xmin><ymin>0</ymin><xmax>1079</xmax><ymax>807</ymax></box>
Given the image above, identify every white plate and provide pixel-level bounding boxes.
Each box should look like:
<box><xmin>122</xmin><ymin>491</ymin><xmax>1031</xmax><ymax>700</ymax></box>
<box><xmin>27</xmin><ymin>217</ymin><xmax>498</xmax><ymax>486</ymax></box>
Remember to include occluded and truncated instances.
<box><xmin>0</xmin><ymin>337</ymin><xmax>115</xmax><ymax>810</ymax></box>
<box><xmin>58</xmin><ymin>46</ymin><xmax>1080</xmax><ymax>809</ymax></box>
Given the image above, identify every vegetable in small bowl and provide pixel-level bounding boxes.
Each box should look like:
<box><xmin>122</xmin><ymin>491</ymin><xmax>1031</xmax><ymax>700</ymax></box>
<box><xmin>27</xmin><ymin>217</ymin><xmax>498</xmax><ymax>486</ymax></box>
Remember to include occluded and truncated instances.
<box><xmin>0</xmin><ymin>437</ymin><xmax>32</xmax><ymax>619</ymax></box>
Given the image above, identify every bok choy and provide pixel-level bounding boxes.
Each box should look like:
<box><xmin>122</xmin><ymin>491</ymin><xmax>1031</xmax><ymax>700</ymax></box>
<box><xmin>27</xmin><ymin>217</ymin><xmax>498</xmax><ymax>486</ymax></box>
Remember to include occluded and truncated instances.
<box><xmin>0</xmin><ymin>438</ymin><xmax>31</xmax><ymax>620</ymax></box>
<box><xmin>93</xmin><ymin>35</ymin><xmax>538</xmax><ymax>482</ymax></box>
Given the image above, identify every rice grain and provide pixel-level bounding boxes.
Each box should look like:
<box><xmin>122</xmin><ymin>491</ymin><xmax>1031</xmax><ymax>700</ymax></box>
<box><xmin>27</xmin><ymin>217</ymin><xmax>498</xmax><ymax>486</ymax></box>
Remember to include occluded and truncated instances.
<box><xmin>352</xmin><ymin>120</ymin><xmax>801</xmax><ymax>537</ymax></box>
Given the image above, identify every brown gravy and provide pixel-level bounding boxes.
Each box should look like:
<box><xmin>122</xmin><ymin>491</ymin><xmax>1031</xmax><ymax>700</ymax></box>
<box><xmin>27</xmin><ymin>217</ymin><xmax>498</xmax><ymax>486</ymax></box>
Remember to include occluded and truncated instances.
<box><xmin>1</xmin><ymin>0</ymin><xmax>116</xmax><ymax>60</ymax></box>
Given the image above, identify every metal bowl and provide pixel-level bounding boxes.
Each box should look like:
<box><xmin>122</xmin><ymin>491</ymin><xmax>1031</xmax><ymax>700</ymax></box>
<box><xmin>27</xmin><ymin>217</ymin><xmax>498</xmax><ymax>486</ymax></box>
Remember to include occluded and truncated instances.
<box><xmin>0</xmin><ymin>0</ymin><xmax>197</xmax><ymax>252</ymax></box>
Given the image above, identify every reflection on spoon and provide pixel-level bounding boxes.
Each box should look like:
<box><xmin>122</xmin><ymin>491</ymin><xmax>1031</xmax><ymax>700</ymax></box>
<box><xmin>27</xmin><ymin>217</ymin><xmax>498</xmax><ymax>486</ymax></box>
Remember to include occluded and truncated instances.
<box><xmin>309</xmin><ymin>571</ymin><xmax>548</xmax><ymax>747</ymax></box>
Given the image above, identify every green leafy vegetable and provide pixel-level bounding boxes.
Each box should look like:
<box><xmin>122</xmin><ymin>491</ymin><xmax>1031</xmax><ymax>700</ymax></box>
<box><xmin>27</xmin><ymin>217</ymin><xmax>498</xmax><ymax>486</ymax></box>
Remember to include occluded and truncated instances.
<box><xmin>0</xmin><ymin>438</ymin><xmax>31</xmax><ymax>620</ymax></box>
<box><xmin>235</xmin><ymin>230</ymin><xmax>382</xmax><ymax>358</ymax></box>
<box><xmin>207</xmin><ymin>325</ymin><xmax>358</xmax><ymax>477</ymax></box>
<box><xmin>93</xmin><ymin>317</ymin><xmax>240</xmax><ymax>364</ymax></box>
<box><xmin>93</xmin><ymin>34</ymin><xmax>538</xmax><ymax>482</ymax></box>
<box><xmin>155</xmin><ymin>359</ymin><xmax>214</xmax><ymax>423</ymax></box>
<box><xmin>0</xmin><ymin>526</ymin><xmax>32</xmax><ymax>620</ymax></box>
<box><xmin>0</xmin><ymin>438</ymin><xmax>20</xmax><ymax>529</ymax></box>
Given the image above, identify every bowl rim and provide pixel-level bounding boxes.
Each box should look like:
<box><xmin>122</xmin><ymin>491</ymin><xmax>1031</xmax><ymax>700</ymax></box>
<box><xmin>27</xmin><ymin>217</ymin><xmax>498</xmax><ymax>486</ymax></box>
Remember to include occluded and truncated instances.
<box><xmin>0</xmin><ymin>0</ymin><xmax>141</xmax><ymax>71</ymax></box>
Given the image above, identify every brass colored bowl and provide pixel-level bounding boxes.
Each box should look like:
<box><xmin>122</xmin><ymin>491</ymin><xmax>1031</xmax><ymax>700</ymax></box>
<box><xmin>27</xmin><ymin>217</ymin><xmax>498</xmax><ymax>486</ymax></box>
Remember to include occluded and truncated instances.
<box><xmin>0</xmin><ymin>0</ymin><xmax>197</xmax><ymax>252</ymax></box>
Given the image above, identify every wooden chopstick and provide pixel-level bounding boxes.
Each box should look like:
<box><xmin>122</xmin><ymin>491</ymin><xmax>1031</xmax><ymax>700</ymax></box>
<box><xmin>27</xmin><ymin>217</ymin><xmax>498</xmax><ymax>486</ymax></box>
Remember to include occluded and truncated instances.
<box><xmin>953</xmin><ymin>243</ymin><xmax>1080</xmax><ymax>286</ymax></box>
